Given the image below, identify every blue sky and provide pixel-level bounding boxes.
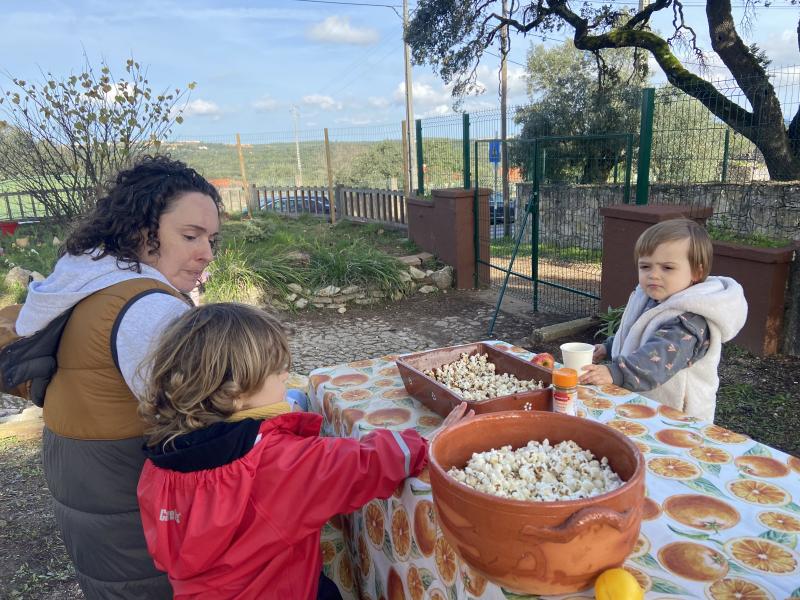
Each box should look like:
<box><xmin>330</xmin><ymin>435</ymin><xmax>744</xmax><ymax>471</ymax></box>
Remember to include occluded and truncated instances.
<box><xmin>1</xmin><ymin>0</ymin><xmax>797</xmax><ymax>140</ymax></box>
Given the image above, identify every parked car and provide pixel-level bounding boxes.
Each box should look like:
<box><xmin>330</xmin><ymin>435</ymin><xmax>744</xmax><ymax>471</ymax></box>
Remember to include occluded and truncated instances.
<box><xmin>488</xmin><ymin>192</ymin><xmax>515</xmax><ymax>224</ymax></box>
<box><xmin>261</xmin><ymin>190</ymin><xmax>330</xmax><ymax>215</ymax></box>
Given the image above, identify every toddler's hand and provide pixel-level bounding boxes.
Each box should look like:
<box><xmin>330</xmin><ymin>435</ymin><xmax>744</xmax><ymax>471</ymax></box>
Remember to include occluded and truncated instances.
<box><xmin>579</xmin><ymin>364</ymin><xmax>613</xmax><ymax>386</ymax></box>
<box><xmin>593</xmin><ymin>343</ymin><xmax>607</xmax><ymax>362</ymax></box>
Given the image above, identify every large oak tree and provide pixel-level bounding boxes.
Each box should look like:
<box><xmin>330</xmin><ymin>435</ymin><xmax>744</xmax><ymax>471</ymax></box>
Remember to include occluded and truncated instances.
<box><xmin>406</xmin><ymin>0</ymin><xmax>800</xmax><ymax>180</ymax></box>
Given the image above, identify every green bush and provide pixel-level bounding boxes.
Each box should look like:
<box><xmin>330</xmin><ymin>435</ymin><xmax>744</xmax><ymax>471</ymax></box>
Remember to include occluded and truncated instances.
<box><xmin>595</xmin><ymin>305</ymin><xmax>625</xmax><ymax>339</ymax></box>
<box><xmin>203</xmin><ymin>244</ymin><xmax>267</xmax><ymax>304</ymax></box>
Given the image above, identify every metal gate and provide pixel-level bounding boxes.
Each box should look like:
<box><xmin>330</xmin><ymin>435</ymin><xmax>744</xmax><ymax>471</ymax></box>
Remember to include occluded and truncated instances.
<box><xmin>473</xmin><ymin>134</ymin><xmax>634</xmax><ymax>332</ymax></box>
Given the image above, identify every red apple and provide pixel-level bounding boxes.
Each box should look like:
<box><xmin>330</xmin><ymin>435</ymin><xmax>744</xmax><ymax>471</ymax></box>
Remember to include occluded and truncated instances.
<box><xmin>531</xmin><ymin>352</ymin><xmax>555</xmax><ymax>370</ymax></box>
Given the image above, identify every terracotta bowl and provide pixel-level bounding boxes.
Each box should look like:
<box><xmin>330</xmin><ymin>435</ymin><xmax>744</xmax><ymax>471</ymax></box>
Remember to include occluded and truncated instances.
<box><xmin>429</xmin><ymin>411</ymin><xmax>645</xmax><ymax>595</ymax></box>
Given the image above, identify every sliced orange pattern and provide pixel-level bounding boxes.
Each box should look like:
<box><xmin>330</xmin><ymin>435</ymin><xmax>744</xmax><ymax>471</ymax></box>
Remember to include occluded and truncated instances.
<box><xmin>434</xmin><ymin>536</ymin><xmax>458</xmax><ymax>585</ymax></box>
<box><xmin>647</xmin><ymin>457</ymin><xmax>701</xmax><ymax>480</ymax></box>
<box><xmin>331</xmin><ymin>372</ymin><xmax>370</xmax><ymax>387</ymax></box>
<box><xmin>581</xmin><ymin>396</ymin><xmax>614</xmax><ymax>410</ymax></box>
<box><xmin>364</xmin><ymin>501</ymin><xmax>385</xmax><ymax>547</ymax></box>
<box><xmin>599</xmin><ymin>383</ymin><xmax>632</xmax><ymax>396</ymax></box>
<box><xmin>706</xmin><ymin>578</ymin><xmax>774</xmax><ymax>600</ymax></box>
<box><xmin>702</xmin><ymin>425</ymin><xmax>749</xmax><ymax>444</ymax></box>
<box><xmin>726</xmin><ymin>537</ymin><xmax>798</xmax><ymax>574</ymax></box>
<box><xmin>607</xmin><ymin>419</ymin><xmax>649</xmax><ymax>437</ymax></box>
<box><xmin>391</xmin><ymin>507</ymin><xmax>412</xmax><ymax>560</ymax></box>
<box><xmin>621</xmin><ymin>565</ymin><xmax>652</xmax><ymax>592</ymax></box>
<box><xmin>689</xmin><ymin>446</ymin><xmax>732</xmax><ymax>464</ymax></box>
<box><xmin>727</xmin><ymin>479</ymin><xmax>789</xmax><ymax>506</ymax></box>
<box><xmin>757</xmin><ymin>510</ymin><xmax>800</xmax><ymax>533</ymax></box>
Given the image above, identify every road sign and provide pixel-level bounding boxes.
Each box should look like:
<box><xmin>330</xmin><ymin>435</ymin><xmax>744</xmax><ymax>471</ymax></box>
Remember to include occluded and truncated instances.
<box><xmin>489</xmin><ymin>140</ymin><xmax>500</xmax><ymax>164</ymax></box>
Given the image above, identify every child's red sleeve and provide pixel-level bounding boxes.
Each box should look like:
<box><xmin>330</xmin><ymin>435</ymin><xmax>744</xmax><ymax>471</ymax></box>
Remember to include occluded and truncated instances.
<box><xmin>252</xmin><ymin>428</ymin><xmax>427</xmax><ymax>544</ymax></box>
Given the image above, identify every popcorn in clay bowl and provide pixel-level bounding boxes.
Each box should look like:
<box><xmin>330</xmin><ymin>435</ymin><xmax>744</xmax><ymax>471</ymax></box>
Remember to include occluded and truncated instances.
<box><xmin>429</xmin><ymin>410</ymin><xmax>645</xmax><ymax>595</ymax></box>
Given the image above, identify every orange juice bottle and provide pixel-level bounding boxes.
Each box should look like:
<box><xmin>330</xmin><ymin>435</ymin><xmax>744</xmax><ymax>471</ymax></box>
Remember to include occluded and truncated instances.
<box><xmin>552</xmin><ymin>368</ymin><xmax>578</xmax><ymax>416</ymax></box>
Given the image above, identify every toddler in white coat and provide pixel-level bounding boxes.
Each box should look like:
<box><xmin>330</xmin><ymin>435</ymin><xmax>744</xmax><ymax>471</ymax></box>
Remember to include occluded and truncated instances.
<box><xmin>581</xmin><ymin>218</ymin><xmax>747</xmax><ymax>422</ymax></box>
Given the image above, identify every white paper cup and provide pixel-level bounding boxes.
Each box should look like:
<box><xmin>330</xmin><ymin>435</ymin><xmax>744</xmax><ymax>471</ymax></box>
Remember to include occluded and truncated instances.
<box><xmin>560</xmin><ymin>342</ymin><xmax>595</xmax><ymax>373</ymax></box>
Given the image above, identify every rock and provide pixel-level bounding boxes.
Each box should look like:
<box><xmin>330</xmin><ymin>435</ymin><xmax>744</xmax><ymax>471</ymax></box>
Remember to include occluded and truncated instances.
<box><xmin>287</xmin><ymin>283</ymin><xmax>304</xmax><ymax>294</ymax></box>
<box><xmin>369</xmin><ymin>290</ymin><xmax>385</xmax><ymax>298</ymax></box>
<box><xmin>398</xmin><ymin>270</ymin><xmax>412</xmax><ymax>283</ymax></box>
<box><xmin>340</xmin><ymin>285</ymin><xmax>361</xmax><ymax>295</ymax></box>
<box><xmin>416</xmin><ymin>252</ymin><xmax>434</xmax><ymax>262</ymax></box>
<box><xmin>271</xmin><ymin>301</ymin><xmax>290</xmax><ymax>311</ymax></box>
<box><xmin>311</xmin><ymin>296</ymin><xmax>333</xmax><ymax>304</ymax></box>
<box><xmin>418</xmin><ymin>285</ymin><xmax>438</xmax><ymax>294</ymax></box>
<box><xmin>52</xmin><ymin>236</ymin><xmax>61</xmax><ymax>246</ymax></box>
<box><xmin>5</xmin><ymin>266</ymin><xmax>31</xmax><ymax>287</ymax></box>
<box><xmin>325</xmin><ymin>304</ymin><xmax>345</xmax><ymax>310</ymax></box>
<box><xmin>337</xmin><ymin>306</ymin><xmax>347</xmax><ymax>314</ymax></box>
<box><xmin>391</xmin><ymin>291</ymin><xmax>404</xmax><ymax>301</ymax></box>
<box><xmin>30</xmin><ymin>271</ymin><xmax>45</xmax><ymax>282</ymax></box>
<box><xmin>285</xmin><ymin>292</ymin><xmax>298</xmax><ymax>302</ymax></box>
<box><xmin>294</xmin><ymin>298</ymin><xmax>309</xmax><ymax>309</ymax></box>
<box><xmin>398</xmin><ymin>255</ymin><xmax>421</xmax><ymax>266</ymax></box>
<box><xmin>425</xmin><ymin>270</ymin><xmax>434</xmax><ymax>277</ymax></box>
<box><xmin>0</xmin><ymin>518</ymin><xmax>7</xmax><ymax>529</ymax></box>
<box><xmin>14</xmin><ymin>237</ymin><xmax>29</xmax><ymax>248</ymax></box>
<box><xmin>1</xmin><ymin>405</ymin><xmax>43</xmax><ymax>424</ymax></box>
<box><xmin>286</xmin><ymin>250</ymin><xmax>311</xmax><ymax>265</ymax></box>
<box><xmin>409</xmin><ymin>266</ymin><xmax>426</xmax><ymax>280</ymax></box>
<box><xmin>354</xmin><ymin>298</ymin><xmax>379</xmax><ymax>305</ymax></box>
<box><xmin>316</xmin><ymin>285</ymin><xmax>341</xmax><ymax>297</ymax></box>
<box><xmin>431</xmin><ymin>265</ymin><xmax>454</xmax><ymax>290</ymax></box>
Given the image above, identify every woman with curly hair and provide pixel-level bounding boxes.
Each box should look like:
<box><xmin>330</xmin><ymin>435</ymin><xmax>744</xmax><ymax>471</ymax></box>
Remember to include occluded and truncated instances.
<box><xmin>15</xmin><ymin>155</ymin><xmax>221</xmax><ymax>599</ymax></box>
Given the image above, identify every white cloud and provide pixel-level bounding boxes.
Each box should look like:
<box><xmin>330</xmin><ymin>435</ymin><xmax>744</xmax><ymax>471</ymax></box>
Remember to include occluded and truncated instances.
<box><xmin>302</xmin><ymin>94</ymin><xmax>343</xmax><ymax>110</ymax></box>
<box><xmin>760</xmin><ymin>28</ymin><xmax>800</xmax><ymax>67</ymax></box>
<box><xmin>307</xmin><ymin>16</ymin><xmax>378</xmax><ymax>45</ymax></box>
<box><xmin>368</xmin><ymin>96</ymin><xmax>390</xmax><ymax>109</ymax></box>
<box><xmin>253</xmin><ymin>95</ymin><xmax>279</xmax><ymax>112</ymax></box>
<box><xmin>393</xmin><ymin>81</ymin><xmax>452</xmax><ymax>108</ymax></box>
<box><xmin>182</xmin><ymin>99</ymin><xmax>222</xmax><ymax>120</ymax></box>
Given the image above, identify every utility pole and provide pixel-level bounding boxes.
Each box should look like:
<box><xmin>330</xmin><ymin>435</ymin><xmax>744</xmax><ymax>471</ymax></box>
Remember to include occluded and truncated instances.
<box><xmin>501</xmin><ymin>0</ymin><xmax>511</xmax><ymax>236</ymax></box>
<box><xmin>403</xmin><ymin>0</ymin><xmax>416</xmax><ymax>195</ymax></box>
<box><xmin>291</xmin><ymin>105</ymin><xmax>303</xmax><ymax>187</ymax></box>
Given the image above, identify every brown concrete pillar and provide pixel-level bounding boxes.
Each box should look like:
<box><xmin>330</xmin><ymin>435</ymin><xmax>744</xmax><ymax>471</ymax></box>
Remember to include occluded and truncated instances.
<box><xmin>599</xmin><ymin>205</ymin><xmax>713</xmax><ymax>311</ymax></box>
<box><xmin>712</xmin><ymin>242</ymin><xmax>794</xmax><ymax>356</ymax></box>
<box><xmin>407</xmin><ymin>188</ymin><xmax>490</xmax><ymax>289</ymax></box>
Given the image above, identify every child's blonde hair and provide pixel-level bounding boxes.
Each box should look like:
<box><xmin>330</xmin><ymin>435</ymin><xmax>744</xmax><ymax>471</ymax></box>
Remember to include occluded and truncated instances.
<box><xmin>139</xmin><ymin>303</ymin><xmax>290</xmax><ymax>449</ymax></box>
<box><xmin>634</xmin><ymin>218</ymin><xmax>713</xmax><ymax>282</ymax></box>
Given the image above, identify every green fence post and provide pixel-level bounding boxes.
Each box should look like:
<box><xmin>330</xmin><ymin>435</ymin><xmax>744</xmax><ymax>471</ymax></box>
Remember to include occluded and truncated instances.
<box><xmin>721</xmin><ymin>129</ymin><xmax>730</xmax><ymax>183</ymax></box>
<box><xmin>532</xmin><ymin>140</ymin><xmax>541</xmax><ymax>312</ymax></box>
<box><xmin>473</xmin><ymin>141</ymin><xmax>480</xmax><ymax>289</ymax></box>
<box><xmin>623</xmin><ymin>133</ymin><xmax>633</xmax><ymax>204</ymax></box>
<box><xmin>463</xmin><ymin>113</ymin><xmax>471</xmax><ymax>189</ymax></box>
<box><xmin>636</xmin><ymin>88</ymin><xmax>655</xmax><ymax>205</ymax></box>
<box><xmin>415</xmin><ymin>119</ymin><xmax>424</xmax><ymax>196</ymax></box>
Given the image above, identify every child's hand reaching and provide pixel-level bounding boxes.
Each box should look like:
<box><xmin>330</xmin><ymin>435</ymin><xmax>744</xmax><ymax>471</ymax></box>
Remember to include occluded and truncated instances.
<box><xmin>593</xmin><ymin>343</ymin><xmax>607</xmax><ymax>362</ymax></box>
<box><xmin>579</xmin><ymin>364</ymin><xmax>613</xmax><ymax>386</ymax></box>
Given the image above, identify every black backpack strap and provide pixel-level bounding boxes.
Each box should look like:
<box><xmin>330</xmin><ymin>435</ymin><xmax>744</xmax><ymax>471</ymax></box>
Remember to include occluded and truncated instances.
<box><xmin>0</xmin><ymin>307</ymin><xmax>76</xmax><ymax>407</ymax></box>
<box><xmin>110</xmin><ymin>288</ymin><xmax>183</xmax><ymax>373</ymax></box>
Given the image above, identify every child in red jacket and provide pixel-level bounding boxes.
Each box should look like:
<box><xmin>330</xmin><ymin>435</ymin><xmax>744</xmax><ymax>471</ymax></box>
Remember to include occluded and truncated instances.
<box><xmin>137</xmin><ymin>303</ymin><xmax>468</xmax><ymax>600</ymax></box>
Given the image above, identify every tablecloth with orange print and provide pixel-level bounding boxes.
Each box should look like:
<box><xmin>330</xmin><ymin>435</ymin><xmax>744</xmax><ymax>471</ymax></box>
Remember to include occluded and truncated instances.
<box><xmin>308</xmin><ymin>341</ymin><xmax>800</xmax><ymax>600</ymax></box>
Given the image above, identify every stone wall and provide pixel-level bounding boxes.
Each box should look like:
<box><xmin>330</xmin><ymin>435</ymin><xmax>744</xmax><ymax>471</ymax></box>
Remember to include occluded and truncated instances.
<box><xmin>515</xmin><ymin>181</ymin><xmax>800</xmax><ymax>250</ymax></box>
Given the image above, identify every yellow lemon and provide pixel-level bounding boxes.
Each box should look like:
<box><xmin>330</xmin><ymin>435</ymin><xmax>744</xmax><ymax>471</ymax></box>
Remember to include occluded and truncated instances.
<box><xmin>594</xmin><ymin>568</ymin><xmax>644</xmax><ymax>600</ymax></box>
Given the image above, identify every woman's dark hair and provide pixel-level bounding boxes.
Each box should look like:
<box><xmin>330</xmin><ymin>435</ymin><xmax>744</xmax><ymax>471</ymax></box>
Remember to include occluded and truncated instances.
<box><xmin>65</xmin><ymin>155</ymin><xmax>223</xmax><ymax>271</ymax></box>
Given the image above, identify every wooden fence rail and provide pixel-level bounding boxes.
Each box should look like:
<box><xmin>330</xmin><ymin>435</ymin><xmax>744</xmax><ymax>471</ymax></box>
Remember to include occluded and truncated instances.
<box><xmin>338</xmin><ymin>187</ymin><xmax>407</xmax><ymax>229</ymax></box>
